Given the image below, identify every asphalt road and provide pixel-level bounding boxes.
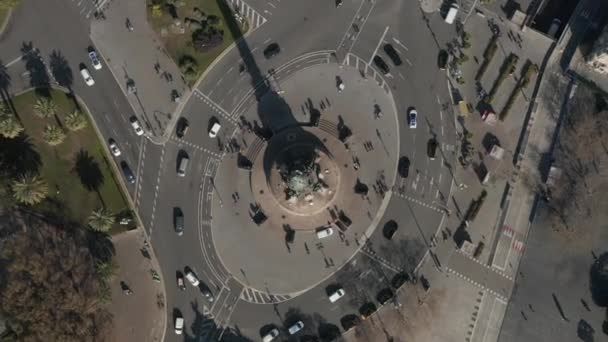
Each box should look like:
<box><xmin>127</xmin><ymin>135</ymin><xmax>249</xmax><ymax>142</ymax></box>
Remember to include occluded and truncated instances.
<box><xmin>1</xmin><ymin>0</ymin><xmax>459</xmax><ymax>340</ymax></box>
<box><xmin>150</xmin><ymin>0</ymin><xmax>460</xmax><ymax>341</ymax></box>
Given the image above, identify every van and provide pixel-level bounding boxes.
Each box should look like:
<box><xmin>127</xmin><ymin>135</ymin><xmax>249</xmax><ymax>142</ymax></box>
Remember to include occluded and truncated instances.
<box><xmin>445</xmin><ymin>3</ymin><xmax>459</xmax><ymax>24</ymax></box>
<box><xmin>177</xmin><ymin>155</ymin><xmax>189</xmax><ymax>177</ymax></box>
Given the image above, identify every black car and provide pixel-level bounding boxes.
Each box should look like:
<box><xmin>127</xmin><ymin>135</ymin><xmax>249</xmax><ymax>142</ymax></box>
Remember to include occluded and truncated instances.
<box><xmin>427</xmin><ymin>139</ymin><xmax>438</xmax><ymax>160</ymax></box>
<box><xmin>438</xmin><ymin>49</ymin><xmax>449</xmax><ymax>70</ymax></box>
<box><xmin>398</xmin><ymin>156</ymin><xmax>410</xmax><ymax>178</ymax></box>
<box><xmin>173</xmin><ymin>207</ymin><xmax>184</xmax><ymax>236</ymax></box>
<box><xmin>373</xmin><ymin>55</ymin><xmax>390</xmax><ymax>75</ymax></box>
<box><xmin>383</xmin><ymin>44</ymin><xmax>402</xmax><ymax>66</ymax></box>
<box><xmin>383</xmin><ymin>220</ymin><xmax>398</xmax><ymax>240</ymax></box>
<box><xmin>263</xmin><ymin>43</ymin><xmax>281</xmax><ymax>59</ymax></box>
<box><xmin>176</xmin><ymin>118</ymin><xmax>189</xmax><ymax>138</ymax></box>
<box><xmin>120</xmin><ymin>161</ymin><xmax>135</xmax><ymax>184</ymax></box>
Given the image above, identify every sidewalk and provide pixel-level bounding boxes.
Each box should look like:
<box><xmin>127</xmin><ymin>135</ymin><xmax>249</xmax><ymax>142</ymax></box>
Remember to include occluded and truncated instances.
<box><xmin>108</xmin><ymin>230</ymin><xmax>165</xmax><ymax>342</ymax></box>
<box><xmin>90</xmin><ymin>0</ymin><xmax>188</xmax><ymax>142</ymax></box>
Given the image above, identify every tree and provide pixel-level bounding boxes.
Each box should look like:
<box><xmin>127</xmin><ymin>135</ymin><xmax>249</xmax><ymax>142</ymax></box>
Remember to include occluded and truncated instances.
<box><xmin>33</xmin><ymin>96</ymin><xmax>57</xmax><ymax>118</ymax></box>
<box><xmin>96</xmin><ymin>259</ymin><xmax>118</xmax><ymax>281</ymax></box>
<box><xmin>192</xmin><ymin>27</ymin><xmax>224</xmax><ymax>52</ymax></box>
<box><xmin>11</xmin><ymin>173</ymin><xmax>48</xmax><ymax>205</ymax></box>
<box><xmin>64</xmin><ymin>109</ymin><xmax>87</xmax><ymax>131</ymax></box>
<box><xmin>0</xmin><ymin>114</ymin><xmax>24</xmax><ymax>138</ymax></box>
<box><xmin>0</xmin><ymin>0</ymin><xmax>20</xmax><ymax>10</ymax></box>
<box><xmin>87</xmin><ymin>208</ymin><xmax>114</xmax><ymax>232</ymax></box>
<box><xmin>42</xmin><ymin>124</ymin><xmax>66</xmax><ymax>145</ymax></box>
<box><xmin>0</xmin><ymin>210</ymin><xmax>113</xmax><ymax>340</ymax></box>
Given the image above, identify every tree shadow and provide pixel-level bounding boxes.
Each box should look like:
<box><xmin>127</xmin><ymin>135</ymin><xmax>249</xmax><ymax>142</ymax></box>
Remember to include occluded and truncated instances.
<box><xmin>453</xmin><ymin>222</ymin><xmax>472</xmax><ymax>248</ymax></box>
<box><xmin>73</xmin><ymin>149</ymin><xmax>105</xmax><ymax>207</ymax></box>
<box><xmin>0</xmin><ymin>135</ymin><xmax>42</xmax><ymax>177</ymax></box>
<box><xmin>182</xmin><ymin>300</ymin><xmax>255</xmax><ymax>342</ymax></box>
<box><xmin>20</xmin><ymin>42</ymin><xmax>51</xmax><ymax>97</ymax></box>
<box><xmin>0</xmin><ymin>59</ymin><xmax>11</xmax><ymax>100</ymax></box>
<box><xmin>590</xmin><ymin>252</ymin><xmax>608</xmax><ymax>307</ymax></box>
<box><xmin>49</xmin><ymin>50</ymin><xmax>73</xmax><ymax>91</ymax></box>
<box><xmin>85</xmin><ymin>230</ymin><xmax>115</xmax><ymax>262</ymax></box>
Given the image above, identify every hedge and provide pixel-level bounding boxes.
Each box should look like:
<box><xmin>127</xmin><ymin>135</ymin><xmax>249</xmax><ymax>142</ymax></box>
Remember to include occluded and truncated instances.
<box><xmin>499</xmin><ymin>61</ymin><xmax>538</xmax><ymax>121</ymax></box>
<box><xmin>475</xmin><ymin>35</ymin><xmax>499</xmax><ymax>81</ymax></box>
<box><xmin>487</xmin><ymin>53</ymin><xmax>519</xmax><ymax>103</ymax></box>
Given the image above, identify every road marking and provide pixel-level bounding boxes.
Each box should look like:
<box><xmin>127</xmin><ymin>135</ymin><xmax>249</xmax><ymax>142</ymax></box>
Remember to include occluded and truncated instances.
<box><xmin>404</xmin><ymin>57</ymin><xmax>413</xmax><ymax>66</ymax></box>
<box><xmin>267</xmin><ymin>2</ymin><xmax>275</xmax><ymax>8</ymax></box>
<box><xmin>134</xmin><ymin>139</ymin><xmax>148</xmax><ymax>208</ymax></box>
<box><xmin>369</xmin><ymin>26</ymin><xmax>390</xmax><ymax>64</ymax></box>
<box><xmin>6</xmin><ymin>55</ymin><xmax>23</xmax><ymax>67</ymax></box>
<box><xmin>148</xmin><ymin>148</ymin><xmax>165</xmax><ymax>234</ymax></box>
<box><xmin>263</xmin><ymin>38</ymin><xmax>272</xmax><ymax>44</ymax></box>
<box><xmin>392</xmin><ymin>37</ymin><xmax>408</xmax><ymax>51</ymax></box>
<box><xmin>398</xmin><ymin>73</ymin><xmax>405</xmax><ymax>80</ymax></box>
<box><xmin>392</xmin><ymin>189</ymin><xmax>445</xmax><ymax>214</ymax></box>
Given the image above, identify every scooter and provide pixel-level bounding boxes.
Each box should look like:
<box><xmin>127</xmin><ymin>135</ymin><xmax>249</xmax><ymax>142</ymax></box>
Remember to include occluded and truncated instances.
<box><xmin>126</xmin><ymin>18</ymin><xmax>134</xmax><ymax>31</ymax></box>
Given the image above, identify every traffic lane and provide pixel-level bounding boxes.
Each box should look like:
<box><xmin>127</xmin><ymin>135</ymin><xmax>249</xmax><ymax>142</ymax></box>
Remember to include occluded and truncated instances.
<box><xmin>133</xmin><ymin>142</ymin><xmax>164</xmax><ymax>231</ymax></box>
<box><xmin>230</xmin><ymin>251</ymin><xmax>400</xmax><ymax>341</ymax></box>
<box><xmin>149</xmin><ymin>145</ymin><xmax>218</xmax><ymax>339</ymax></box>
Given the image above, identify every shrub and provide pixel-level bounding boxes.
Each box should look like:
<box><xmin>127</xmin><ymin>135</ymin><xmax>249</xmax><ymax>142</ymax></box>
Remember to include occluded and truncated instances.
<box><xmin>192</xmin><ymin>27</ymin><xmax>224</xmax><ymax>52</ymax></box>
<box><xmin>475</xmin><ymin>35</ymin><xmax>499</xmax><ymax>81</ymax></box>
<box><xmin>487</xmin><ymin>53</ymin><xmax>519</xmax><ymax>103</ymax></box>
<box><xmin>499</xmin><ymin>61</ymin><xmax>538</xmax><ymax>121</ymax></box>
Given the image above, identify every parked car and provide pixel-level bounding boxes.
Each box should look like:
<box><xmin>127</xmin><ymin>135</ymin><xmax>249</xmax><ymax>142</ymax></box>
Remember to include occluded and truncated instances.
<box><xmin>427</xmin><ymin>138</ymin><xmax>438</xmax><ymax>160</ymax></box>
<box><xmin>88</xmin><ymin>50</ymin><xmax>102</xmax><ymax>70</ymax></box>
<box><xmin>120</xmin><ymin>161</ymin><xmax>135</xmax><ymax>184</ymax></box>
<box><xmin>383</xmin><ymin>220</ymin><xmax>398</xmax><ymax>240</ymax></box>
<box><xmin>328</xmin><ymin>288</ymin><xmax>346</xmax><ymax>303</ymax></box>
<box><xmin>408</xmin><ymin>108</ymin><xmax>417</xmax><ymax>128</ymax></box>
<box><xmin>108</xmin><ymin>139</ymin><xmax>121</xmax><ymax>157</ymax></box>
<box><xmin>373</xmin><ymin>55</ymin><xmax>390</xmax><ymax>75</ymax></box>
<box><xmin>209</xmin><ymin>122</ymin><xmax>221</xmax><ymax>138</ymax></box>
<box><xmin>262</xmin><ymin>328</ymin><xmax>280</xmax><ymax>342</ymax></box>
<box><xmin>185</xmin><ymin>270</ymin><xmax>200</xmax><ymax>287</ymax></box>
<box><xmin>175</xmin><ymin>317</ymin><xmax>184</xmax><ymax>335</ymax></box>
<box><xmin>287</xmin><ymin>321</ymin><xmax>304</xmax><ymax>335</ymax></box>
<box><xmin>176</xmin><ymin>118</ymin><xmax>189</xmax><ymax>138</ymax></box>
<box><xmin>130</xmin><ymin>116</ymin><xmax>144</xmax><ymax>136</ymax></box>
<box><xmin>80</xmin><ymin>67</ymin><xmax>95</xmax><ymax>86</ymax></box>
<box><xmin>263</xmin><ymin>43</ymin><xmax>281</xmax><ymax>59</ymax></box>
<box><xmin>438</xmin><ymin>49</ymin><xmax>449</xmax><ymax>70</ymax></box>
<box><xmin>383</xmin><ymin>44</ymin><xmax>402</xmax><ymax>66</ymax></box>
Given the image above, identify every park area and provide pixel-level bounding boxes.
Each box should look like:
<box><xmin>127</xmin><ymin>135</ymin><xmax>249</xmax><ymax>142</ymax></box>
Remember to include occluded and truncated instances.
<box><xmin>0</xmin><ymin>88</ymin><xmax>129</xmax><ymax>232</ymax></box>
<box><xmin>146</xmin><ymin>0</ymin><xmax>247</xmax><ymax>85</ymax></box>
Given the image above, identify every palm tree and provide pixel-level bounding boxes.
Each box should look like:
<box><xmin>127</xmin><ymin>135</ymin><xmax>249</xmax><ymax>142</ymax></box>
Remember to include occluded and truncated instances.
<box><xmin>64</xmin><ymin>110</ymin><xmax>87</xmax><ymax>131</ymax></box>
<box><xmin>33</xmin><ymin>96</ymin><xmax>57</xmax><ymax>118</ymax></box>
<box><xmin>42</xmin><ymin>124</ymin><xmax>66</xmax><ymax>146</ymax></box>
<box><xmin>97</xmin><ymin>282</ymin><xmax>112</xmax><ymax>304</ymax></box>
<box><xmin>96</xmin><ymin>259</ymin><xmax>118</xmax><ymax>281</ymax></box>
<box><xmin>87</xmin><ymin>208</ymin><xmax>114</xmax><ymax>232</ymax></box>
<box><xmin>11</xmin><ymin>174</ymin><xmax>49</xmax><ymax>205</ymax></box>
<box><xmin>0</xmin><ymin>115</ymin><xmax>24</xmax><ymax>138</ymax></box>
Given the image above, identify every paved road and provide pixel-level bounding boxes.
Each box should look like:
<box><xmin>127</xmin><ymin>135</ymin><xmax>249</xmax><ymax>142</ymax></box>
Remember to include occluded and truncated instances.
<box><xmin>150</xmin><ymin>0</ymin><xmax>459</xmax><ymax>341</ymax></box>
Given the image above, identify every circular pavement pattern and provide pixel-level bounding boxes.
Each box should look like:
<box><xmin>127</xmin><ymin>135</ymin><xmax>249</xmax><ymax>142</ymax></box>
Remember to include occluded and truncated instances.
<box><xmin>209</xmin><ymin>61</ymin><xmax>401</xmax><ymax>296</ymax></box>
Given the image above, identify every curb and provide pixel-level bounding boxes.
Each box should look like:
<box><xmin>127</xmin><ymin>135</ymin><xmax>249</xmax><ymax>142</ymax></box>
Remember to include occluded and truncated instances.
<box><xmin>73</xmin><ymin>88</ymin><xmax>168</xmax><ymax>342</ymax></box>
<box><xmin>0</xmin><ymin>8</ymin><xmax>13</xmax><ymax>38</ymax></box>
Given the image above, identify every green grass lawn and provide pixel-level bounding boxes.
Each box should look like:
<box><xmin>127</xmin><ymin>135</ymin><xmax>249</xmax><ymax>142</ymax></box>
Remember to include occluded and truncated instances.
<box><xmin>11</xmin><ymin>89</ymin><xmax>129</xmax><ymax>230</ymax></box>
<box><xmin>0</xmin><ymin>7</ymin><xmax>10</xmax><ymax>31</ymax></box>
<box><xmin>146</xmin><ymin>0</ymin><xmax>247</xmax><ymax>85</ymax></box>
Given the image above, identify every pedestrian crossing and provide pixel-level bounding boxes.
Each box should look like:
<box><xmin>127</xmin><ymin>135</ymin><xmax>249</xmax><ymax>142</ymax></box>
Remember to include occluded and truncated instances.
<box><xmin>240</xmin><ymin>286</ymin><xmax>293</xmax><ymax>304</ymax></box>
<box><xmin>227</xmin><ymin>0</ymin><xmax>268</xmax><ymax>31</ymax></box>
<box><xmin>343</xmin><ymin>53</ymin><xmax>392</xmax><ymax>95</ymax></box>
<box><xmin>70</xmin><ymin>0</ymin><xmax>107</xmax><ymax>19</ymax></box>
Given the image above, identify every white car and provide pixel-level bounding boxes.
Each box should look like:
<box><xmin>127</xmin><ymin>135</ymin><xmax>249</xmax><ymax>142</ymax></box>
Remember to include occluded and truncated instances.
<box><xmin>185</xmin><ymin>271</ymin><xmax>200</xmax><ymax>287</ymax></box>
<box><xmin>288</xmin><ymin>321</ymin><xmax>304</xmax><ymax>335</ymax></box>
<box><xmin>408</xmin><ymin>109</ymin><xmax>417</xmax><ymax>129</ymax></box>
<box><xmin>88</xmin><ymin>51</ymin><xmax>102</xmax><ymax>70</ymax></box>
<box><xmin>328</xmin><ymin>288</ymin><xmax>345</xmax><ymax>303</ymax></box>
<box><xmin>108</xmin><ymin>139</ymin><xmax>121</xmax><ymax>157</ymax></box>
<box><xmin>316</xmin><ymin>227</ymin><xmax>334</xmax><ymax>239</ymax></box>
<box><xmin>175</xmin><ymin>317</ymin><xmax>184</xmax><ymax>335</ymax></box>
<box><xmin>209</xmin><ymin>122</ymin><xmax>221</xmax><ymax>138</ymax></box>
<box><xmin>262</xmin><ymin>328</ymin><xmax>280</xmax><ymax>342</ymax></box>
<box><xmin>80</xmin><ymin>68</ymin><xmax>95</xmax><ymax>86</ymax></box>
<box><xmin>130</xmin><ymin>117</ymin><xmax>144</xmax><ymax>136</ymax></box>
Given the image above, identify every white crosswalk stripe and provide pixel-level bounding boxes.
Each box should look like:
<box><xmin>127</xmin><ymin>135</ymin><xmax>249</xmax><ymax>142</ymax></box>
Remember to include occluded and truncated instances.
<box><xmin>227</xmin><ymin>0</ymin><xmax>268</xmax><ymax>31</ymax></box>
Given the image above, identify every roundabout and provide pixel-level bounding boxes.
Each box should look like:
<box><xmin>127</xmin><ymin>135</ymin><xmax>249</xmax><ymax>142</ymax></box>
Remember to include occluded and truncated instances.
<box><xmin>210</xmin><ymin>62</ymin><xmax>400</xmax><ymax>296</ymax></box>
